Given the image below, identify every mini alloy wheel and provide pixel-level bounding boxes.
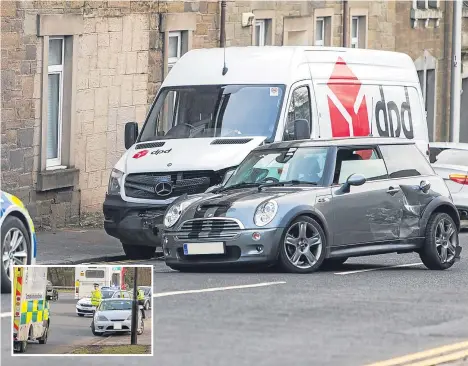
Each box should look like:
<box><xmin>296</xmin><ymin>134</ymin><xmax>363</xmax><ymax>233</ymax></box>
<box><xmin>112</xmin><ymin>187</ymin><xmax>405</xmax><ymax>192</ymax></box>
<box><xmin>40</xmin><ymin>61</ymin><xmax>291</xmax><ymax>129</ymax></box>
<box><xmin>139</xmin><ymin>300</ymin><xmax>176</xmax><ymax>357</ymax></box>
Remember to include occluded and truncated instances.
<box><xmin>278</xmin><ymin>216</ymin><xmax>326</xmax><ymax>273</ymax></box>
<box><xmin>420</xmin><ymin>212</ymin><xmax>459</xmax><ymax>270</ymax></box>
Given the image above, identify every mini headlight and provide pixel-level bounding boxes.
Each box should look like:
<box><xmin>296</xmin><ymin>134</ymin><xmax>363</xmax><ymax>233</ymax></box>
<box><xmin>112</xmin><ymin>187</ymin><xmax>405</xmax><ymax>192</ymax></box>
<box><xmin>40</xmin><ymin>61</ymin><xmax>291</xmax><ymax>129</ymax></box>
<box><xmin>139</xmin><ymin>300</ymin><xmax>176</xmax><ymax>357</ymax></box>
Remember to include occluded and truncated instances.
<box><xmin>254</xmin><ymin>200</ymin><xmax>278</xmax><ymax>227</ymax></box>
<box><xmin>108</xmin><ymin>169</ymin><xmax>124</xmax><ymax>195</ymax></box>
<box><xmin>164</xmin><ymin>197</ymin><xmax>204</xmax><ymax>228</ymax></box>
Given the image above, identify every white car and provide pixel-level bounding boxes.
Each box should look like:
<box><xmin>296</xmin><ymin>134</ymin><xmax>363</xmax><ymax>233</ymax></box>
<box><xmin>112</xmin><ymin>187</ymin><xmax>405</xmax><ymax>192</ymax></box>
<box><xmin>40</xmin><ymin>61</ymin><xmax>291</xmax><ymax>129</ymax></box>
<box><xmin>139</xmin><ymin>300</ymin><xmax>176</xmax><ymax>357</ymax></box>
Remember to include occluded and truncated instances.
<box><xmin>91</xmin><ymin>298</ymin><xmax>144</xmax><ymax>336</ymax></box>
<box><xmin>76</xmin><ymin>289</ymin><xmax>132</xmax><ymax>317</ymax></box>
<box><xmin>429</xmin><ymin>142</ymin><xmax>468</xmax><ymax>223</ymax></box>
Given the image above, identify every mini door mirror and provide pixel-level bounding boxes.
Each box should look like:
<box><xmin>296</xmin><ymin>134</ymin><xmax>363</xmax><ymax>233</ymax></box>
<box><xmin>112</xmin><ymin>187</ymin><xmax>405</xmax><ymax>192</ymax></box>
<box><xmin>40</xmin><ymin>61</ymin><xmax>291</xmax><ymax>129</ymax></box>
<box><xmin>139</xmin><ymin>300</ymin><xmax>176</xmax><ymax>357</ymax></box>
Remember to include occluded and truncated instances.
<box><xmin>124</xmin><ymin>122</ymin><xmax>139</xmax><ymax>149</ymax></box>
<box><xmin>293</xmin><ymin>119</ymin><xmax>310</xmax><ymax>140</ymax></box>
<box><xmin>420</xmin><ymin>180</ymin><xmax>431</xmax><ymax>193</ymax></box>
<box><xmin>347</xmin><ymin>173</ymin><xmax>367</xmax><ymax>187</ymax></box>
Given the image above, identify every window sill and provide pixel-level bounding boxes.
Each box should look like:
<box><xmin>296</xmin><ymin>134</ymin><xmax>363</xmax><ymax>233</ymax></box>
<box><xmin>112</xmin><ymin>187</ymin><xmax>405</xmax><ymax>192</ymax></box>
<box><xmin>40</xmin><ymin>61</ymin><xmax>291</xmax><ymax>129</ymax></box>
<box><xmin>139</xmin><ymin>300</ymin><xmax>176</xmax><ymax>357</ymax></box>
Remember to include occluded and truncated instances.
<box><xmin>37</xmin><ymin>167</ymin><xmax>79</xmax><ymax>192</ymax></box>
<box><xmin>410</xmin><ymin>8</ymin><xmax>443</xmax><ymax>28</ymax></box>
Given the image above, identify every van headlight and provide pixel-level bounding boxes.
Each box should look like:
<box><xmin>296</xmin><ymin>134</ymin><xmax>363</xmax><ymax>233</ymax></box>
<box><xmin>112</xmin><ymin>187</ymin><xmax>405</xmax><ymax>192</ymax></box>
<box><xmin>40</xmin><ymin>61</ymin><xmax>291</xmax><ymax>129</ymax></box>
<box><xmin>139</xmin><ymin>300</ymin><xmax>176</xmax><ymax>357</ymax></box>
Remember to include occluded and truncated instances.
<box><xmin>254</xmin><ymin>200</ymin><xmax>278</xmax><ymax>226</ymax></box>
<box><xmin>108</xmin><ymin>169</ymin><xmax>124</xmax><ymax>195</ymax></box>
<box><xmin>164</xmin><ymin>197</ymin><xmax>204</xmax><ymax>228</ymax></box>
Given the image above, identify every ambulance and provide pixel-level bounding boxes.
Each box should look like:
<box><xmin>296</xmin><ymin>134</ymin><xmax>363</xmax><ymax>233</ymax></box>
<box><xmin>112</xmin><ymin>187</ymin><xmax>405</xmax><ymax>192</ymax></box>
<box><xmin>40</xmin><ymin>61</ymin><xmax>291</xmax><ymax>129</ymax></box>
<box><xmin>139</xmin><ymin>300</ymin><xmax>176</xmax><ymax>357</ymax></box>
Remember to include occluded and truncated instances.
<box><xmin>103</xmin><ymin>46</ymin><xmax>430</xmax><ymax>259</ymax></box>
<box><xmin>13</xmin><ymin>266</ymin><xmax>51</xmax><ymax>353</ymax></box>
<box><xmin>74</xmin><ymin>266</ymin><xmax>126</xmax><ymax>299</ymax></box>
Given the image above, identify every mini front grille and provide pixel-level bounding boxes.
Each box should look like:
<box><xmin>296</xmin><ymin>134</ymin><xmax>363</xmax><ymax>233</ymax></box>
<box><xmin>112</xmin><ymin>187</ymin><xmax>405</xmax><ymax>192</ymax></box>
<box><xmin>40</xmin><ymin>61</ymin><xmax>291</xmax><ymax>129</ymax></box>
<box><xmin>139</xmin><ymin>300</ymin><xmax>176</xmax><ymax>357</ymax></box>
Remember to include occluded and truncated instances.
<box><xmin>135</xmin><ymin>141</ymin><xmax>166</xmax><ymax>149</ymax></box>
<box><xmin>176</xmin><ymin>218</ymin><xmax>241</xmax><ymax>240</ymax></box>
<box><xmin>211</xmin><ymin>138</ymin><xmax>252</xmax><ymax>145</ymax></box>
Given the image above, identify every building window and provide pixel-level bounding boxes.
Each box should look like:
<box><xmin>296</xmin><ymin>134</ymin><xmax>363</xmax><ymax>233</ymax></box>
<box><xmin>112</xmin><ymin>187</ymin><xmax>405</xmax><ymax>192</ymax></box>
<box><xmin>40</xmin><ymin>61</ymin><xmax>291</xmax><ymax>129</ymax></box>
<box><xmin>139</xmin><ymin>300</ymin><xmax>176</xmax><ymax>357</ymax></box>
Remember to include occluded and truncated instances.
<box><xmin>255</xmin><ymin>20</ymin><xmax>266</xmax><ymax>46</ymax></box>
<box><xmin>350</xmin><ymin>15</ymin><xmax>366</xmax><ymax>48</ymax></box>
<box><xmin>315</xmin><ymin>18</ymin><xmax>325</xmax><ymax>46</ymax></box>
<box><xmin>47</xmin><ymin>37</ymin><xmax>65</xmax><ymax>168</ymax></box>
<box><xmin>168</xmin><ymin>31</ymin><xmax>182</xmax><ymax>70</ymax></box>
<box><xmin>351</xmin><ymin>16</ymin><xmax>359</xmax><ymax>48</ymax></box>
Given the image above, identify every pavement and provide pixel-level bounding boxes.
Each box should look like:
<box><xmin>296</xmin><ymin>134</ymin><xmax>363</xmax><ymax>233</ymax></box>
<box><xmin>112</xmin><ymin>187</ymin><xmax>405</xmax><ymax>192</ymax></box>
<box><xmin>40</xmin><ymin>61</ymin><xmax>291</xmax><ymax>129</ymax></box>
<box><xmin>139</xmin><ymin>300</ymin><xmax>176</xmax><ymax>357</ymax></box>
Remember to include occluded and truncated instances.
<box><xmin>1</xmin><ymin>229</ymin><xmax>467</xmax><ymax>365</ymax></box>
<box><xmin>1</xmin><ymin>292</ymin><xmax>152</xmax><ymax>355</ymax></box>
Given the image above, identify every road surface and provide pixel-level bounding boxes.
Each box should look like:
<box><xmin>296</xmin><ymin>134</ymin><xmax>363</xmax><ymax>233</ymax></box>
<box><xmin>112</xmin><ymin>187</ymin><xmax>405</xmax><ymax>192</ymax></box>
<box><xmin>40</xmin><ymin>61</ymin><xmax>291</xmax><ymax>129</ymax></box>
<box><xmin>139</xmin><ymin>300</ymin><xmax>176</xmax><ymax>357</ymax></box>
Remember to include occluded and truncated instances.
<box><xmin>1</xmin><ymin>231</ymin><xmax>467</xmax><ymax>365</ymax></box>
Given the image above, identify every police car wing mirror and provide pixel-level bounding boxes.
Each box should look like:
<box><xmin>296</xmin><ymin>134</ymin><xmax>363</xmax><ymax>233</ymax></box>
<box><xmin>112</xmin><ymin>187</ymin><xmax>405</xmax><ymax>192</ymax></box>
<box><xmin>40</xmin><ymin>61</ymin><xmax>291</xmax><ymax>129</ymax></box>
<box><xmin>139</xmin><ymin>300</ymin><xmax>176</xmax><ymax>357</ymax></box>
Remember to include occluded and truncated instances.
<box><xmin>293</xmin><ymin>119</ymin><xmax>310</xmax><ymax>140</ymax></box>
<box><xmin>125</xmin><ymin>122</ymin><xmax>139</xmax><ymax>149</ymax></box>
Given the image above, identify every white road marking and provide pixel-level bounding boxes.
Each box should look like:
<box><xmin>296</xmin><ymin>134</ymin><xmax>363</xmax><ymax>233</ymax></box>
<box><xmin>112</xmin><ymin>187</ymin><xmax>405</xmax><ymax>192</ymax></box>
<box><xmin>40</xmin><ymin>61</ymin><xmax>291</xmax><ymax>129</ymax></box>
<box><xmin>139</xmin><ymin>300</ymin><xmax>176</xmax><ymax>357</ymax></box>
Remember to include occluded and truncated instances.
<box><xmin>335</xmin><ymin>262</ymin><xmax>424</xmax><ymax>275</ymax></box>
<box><xmin>153</xmin><ymin>281</ymin><xmax>286</xmax><ymax>298</ymax></box>
<box><xmin>0</xmin><ymin>312</ymin><xmax>11</xmax><ymax>318</ymax></box>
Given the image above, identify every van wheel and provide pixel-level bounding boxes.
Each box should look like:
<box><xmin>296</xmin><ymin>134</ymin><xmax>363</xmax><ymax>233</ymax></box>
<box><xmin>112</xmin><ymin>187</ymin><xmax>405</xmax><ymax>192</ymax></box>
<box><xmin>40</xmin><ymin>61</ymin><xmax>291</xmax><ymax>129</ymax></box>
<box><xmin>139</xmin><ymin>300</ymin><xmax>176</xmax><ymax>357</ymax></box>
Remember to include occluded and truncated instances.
<box><xmin>278</xmin><ymin>216</ymin><xmax>326</xmax><ymax>274</ymax></box>
<box><xmin>121</xmin><ymin>243</ymin><xmax>155</xmax><ymax>260</ymax></box>
<box><xmin>19</xmin><ymin>341</ymin><xmax>28</xmax><ymax>353</ymax></box>
<box><xmin>38</xmin><ymin>325</ymin><xmax>48</xmax><ymax>344</ymax></box>
<box><xmin>1</xmin><ymin>216</ymin><xmax>31</xmax><ymax>294</ymax></box>
<box><xmin>420</xmin><ymin>213</ymin><xmax>459</xmax><ymax>270</ymax></box>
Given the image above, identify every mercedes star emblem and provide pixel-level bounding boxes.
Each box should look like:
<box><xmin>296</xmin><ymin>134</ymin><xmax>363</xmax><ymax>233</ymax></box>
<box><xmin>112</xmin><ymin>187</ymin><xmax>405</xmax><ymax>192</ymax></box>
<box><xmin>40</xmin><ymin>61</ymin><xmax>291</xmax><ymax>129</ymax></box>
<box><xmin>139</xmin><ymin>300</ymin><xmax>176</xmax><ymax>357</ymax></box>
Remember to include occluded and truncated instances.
<box><xmin>154</xmin><ymin>182</ymin><xmax>173</xmax><ymax>197</ymax></box>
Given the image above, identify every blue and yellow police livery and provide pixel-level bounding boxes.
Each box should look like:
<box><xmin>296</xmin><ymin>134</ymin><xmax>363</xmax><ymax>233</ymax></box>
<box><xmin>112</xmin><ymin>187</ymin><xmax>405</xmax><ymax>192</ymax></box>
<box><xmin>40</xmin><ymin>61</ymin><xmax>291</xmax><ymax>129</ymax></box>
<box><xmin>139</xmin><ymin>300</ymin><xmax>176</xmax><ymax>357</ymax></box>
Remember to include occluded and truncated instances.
<box><xmin>1</xmin><ymin>191</ymin><xmax>37</xmax><ymax>293</ymax></box>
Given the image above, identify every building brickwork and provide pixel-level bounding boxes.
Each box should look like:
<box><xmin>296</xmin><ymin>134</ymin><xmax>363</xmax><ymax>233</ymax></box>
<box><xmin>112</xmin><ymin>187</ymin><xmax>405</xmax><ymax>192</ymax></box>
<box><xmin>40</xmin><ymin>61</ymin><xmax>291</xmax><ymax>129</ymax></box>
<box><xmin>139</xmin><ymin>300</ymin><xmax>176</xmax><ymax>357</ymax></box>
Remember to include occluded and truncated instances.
<box><xmin>1</xmin><ymin>0</ymin><xmax>466</xmax><ymax>229</ymax></box>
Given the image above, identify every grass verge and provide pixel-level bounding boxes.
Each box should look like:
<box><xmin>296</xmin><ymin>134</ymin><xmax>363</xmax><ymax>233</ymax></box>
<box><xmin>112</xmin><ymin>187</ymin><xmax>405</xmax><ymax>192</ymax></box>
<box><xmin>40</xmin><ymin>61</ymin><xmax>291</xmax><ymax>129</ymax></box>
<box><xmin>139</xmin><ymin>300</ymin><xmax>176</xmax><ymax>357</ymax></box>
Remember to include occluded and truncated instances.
<box><xmin>70</xmin><ymin>345</ymin><xmax>150</xmax><ymax>354</ymax></box>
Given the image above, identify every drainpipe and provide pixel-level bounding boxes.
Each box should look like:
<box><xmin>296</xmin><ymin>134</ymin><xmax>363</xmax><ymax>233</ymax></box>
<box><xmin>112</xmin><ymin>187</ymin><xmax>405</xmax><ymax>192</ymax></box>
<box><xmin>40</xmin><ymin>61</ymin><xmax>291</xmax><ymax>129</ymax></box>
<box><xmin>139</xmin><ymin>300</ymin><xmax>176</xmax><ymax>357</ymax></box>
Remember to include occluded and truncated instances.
<box><xmin>220</xmin><ymin>0</ymin><xmax>227</xmax><ymax>48</ymax></box>
<box><xmin>342</xmin><ymin>0</ymin><xmax>348</xmax><ymax>47</ymax></box>
<box><xmin>450</xmin><ymin>0</ymin><xmax>462</xmax><ymax>142</ymax></box>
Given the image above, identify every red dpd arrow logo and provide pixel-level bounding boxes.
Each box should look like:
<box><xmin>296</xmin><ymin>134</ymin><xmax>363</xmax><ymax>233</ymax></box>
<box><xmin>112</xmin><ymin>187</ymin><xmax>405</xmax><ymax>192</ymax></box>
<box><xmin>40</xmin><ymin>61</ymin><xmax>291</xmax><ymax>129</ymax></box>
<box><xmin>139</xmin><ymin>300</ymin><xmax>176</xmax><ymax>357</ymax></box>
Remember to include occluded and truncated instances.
<box><xmin>132</xmin><ymin>150</ymin><xmax>149</xmax><ymax>159</ymax></box>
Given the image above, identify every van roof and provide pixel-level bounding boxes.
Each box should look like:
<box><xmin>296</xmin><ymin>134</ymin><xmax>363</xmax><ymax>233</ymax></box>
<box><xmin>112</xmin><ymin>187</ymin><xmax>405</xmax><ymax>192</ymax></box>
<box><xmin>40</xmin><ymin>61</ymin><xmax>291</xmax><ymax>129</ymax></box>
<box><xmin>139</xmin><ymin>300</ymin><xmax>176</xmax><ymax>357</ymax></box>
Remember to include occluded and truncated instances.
<box><xmin>255</xmin><ymin>137</ymin><xmax>416</xmax><ymax>151</ymax></box>
<box><xmin>163</xmin><ymin>46</ymin><xmax>419</xmax><ymax>87</ymax></box>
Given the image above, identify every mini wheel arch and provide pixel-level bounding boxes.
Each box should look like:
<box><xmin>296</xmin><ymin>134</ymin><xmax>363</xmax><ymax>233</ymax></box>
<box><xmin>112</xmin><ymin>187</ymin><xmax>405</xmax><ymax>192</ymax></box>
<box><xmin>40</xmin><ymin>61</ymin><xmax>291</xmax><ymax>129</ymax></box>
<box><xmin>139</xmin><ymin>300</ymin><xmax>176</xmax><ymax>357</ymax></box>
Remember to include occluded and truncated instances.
<box><xmin>420</xmin><ymin>201</ymin><xmax>461</xmax><ymax>237</ymax></box>
<box><xmin>278</xmin><ymin>210</ymin><xmax>331</xmax><ymax>259</ymax></box>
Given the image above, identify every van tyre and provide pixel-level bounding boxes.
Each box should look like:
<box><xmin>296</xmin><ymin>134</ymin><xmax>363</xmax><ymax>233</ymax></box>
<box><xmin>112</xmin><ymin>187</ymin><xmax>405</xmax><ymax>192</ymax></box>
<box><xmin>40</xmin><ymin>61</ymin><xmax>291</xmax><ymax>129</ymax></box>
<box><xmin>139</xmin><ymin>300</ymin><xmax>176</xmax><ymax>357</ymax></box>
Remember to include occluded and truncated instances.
<box><xmin>38</xmin><ymin>324</ymin><xmax>48</xmax><ymax>344</ymax></box>
<box><xmin>1</xmin><ymin>216</ymin><xmax>31</xmax><ymax>294</ymax></box>
<box><xmin>121</xmin><ymin>242</ymin><xmax>156</xmax><ymax>260</ymax></box>
<box><xmin>278</xmin><ymin>216</ymin><xmax>327</xmax><ymax>274</ymax></box>
<box><xmin>419</xmin><ymin>212</ymin><xmax>459</xmax><ymax>270</ymax></box>
<box><xmin>18</xmin><ymin>341</ymin><xmax>28</xmax><ymax>353</ymax></box>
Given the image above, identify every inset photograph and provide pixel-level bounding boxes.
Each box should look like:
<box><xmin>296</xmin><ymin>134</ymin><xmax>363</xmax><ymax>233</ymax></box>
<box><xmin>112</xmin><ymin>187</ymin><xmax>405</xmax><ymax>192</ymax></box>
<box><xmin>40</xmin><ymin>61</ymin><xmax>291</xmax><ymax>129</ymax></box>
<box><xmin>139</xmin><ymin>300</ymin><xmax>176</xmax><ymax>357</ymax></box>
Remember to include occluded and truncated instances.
<box><xmin>12</xmin><ymin>265</ymin><xmax>153</xmax><ymax>356</ymax></box>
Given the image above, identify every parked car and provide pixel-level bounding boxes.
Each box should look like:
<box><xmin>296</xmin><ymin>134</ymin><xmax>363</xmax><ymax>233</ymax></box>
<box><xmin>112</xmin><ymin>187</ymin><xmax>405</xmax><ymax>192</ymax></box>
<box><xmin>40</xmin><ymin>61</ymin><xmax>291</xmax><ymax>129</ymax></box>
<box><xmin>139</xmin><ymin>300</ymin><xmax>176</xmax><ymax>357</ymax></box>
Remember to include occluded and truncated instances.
<box><xmin>429</xmin><ymin>142</ymin><xmax>468</xmax><ymax>222</ymax></box>
<box><xmin>1</xmin><ymin>191</ymin><xmax>37</xmax><ymax>293</ymax></box>
<box><xmin>139</xmin><ymin>286</ymin><xmax>152</xmax><ymax>310</ymax></box>
<box><xmin>76</xmin><ymin>288</ymin><xmax>132</xmax><ymax>317</ymax></box>
<box><xmin>91</xmin><ymin>298</ymin><xmax>144</xmax><ymax>336</ymax></box>
<box><xmin>162</xmin><ymin>137</ymin><xmax>461</xmax><ymax>273</ymax></box>
<box><xmin>46</xmin><ymin>280</ymin><xmax>59</xmax><ymax>301</ymax></box>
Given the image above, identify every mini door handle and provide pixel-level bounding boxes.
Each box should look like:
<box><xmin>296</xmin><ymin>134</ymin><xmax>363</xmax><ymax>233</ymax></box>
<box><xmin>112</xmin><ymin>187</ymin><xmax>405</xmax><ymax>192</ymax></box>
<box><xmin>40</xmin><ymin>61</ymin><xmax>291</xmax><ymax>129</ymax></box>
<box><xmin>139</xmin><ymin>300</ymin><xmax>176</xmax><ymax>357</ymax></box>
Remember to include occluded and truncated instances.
<box><xmin>386</xmin><ymin>187</ymin><xmax>400</xmax><ymax>194</ymax></box>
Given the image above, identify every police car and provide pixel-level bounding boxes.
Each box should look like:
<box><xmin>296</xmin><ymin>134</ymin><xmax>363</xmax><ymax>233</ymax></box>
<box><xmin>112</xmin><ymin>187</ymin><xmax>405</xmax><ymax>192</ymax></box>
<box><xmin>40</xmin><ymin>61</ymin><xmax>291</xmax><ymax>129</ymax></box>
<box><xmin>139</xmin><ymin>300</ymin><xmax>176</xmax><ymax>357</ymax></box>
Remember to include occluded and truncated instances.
<box><xmin>1</xmin><ymin>191</ymin><xmax>37</xmax><ymax>293</ymax></box>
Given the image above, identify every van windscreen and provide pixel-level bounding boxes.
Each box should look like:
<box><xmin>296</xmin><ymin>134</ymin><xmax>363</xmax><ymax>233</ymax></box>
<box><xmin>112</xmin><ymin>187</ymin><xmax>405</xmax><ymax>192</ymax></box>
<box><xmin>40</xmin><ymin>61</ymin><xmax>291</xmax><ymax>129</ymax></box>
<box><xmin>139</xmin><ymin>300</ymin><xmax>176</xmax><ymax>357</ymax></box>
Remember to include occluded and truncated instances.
<box><xmin>139</xmin><ymin>84</ymin><xmax>285</xmax><ymax>143</ymax></box>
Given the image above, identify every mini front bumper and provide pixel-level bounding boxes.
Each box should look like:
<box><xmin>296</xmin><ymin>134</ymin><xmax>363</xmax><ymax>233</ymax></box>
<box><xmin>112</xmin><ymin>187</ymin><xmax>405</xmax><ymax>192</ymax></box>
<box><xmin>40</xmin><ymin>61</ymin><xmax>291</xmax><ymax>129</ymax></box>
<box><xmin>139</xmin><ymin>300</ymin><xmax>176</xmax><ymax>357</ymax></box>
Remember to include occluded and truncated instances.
<box><xmin>163</xmin><ymin>227</ymin><xmax>285</xmax><ymax>267</ymax></box>
<box><xmin>93</xmin><ymin>319</ymin><xmax>132</xmax><ymax>333</ymax></box>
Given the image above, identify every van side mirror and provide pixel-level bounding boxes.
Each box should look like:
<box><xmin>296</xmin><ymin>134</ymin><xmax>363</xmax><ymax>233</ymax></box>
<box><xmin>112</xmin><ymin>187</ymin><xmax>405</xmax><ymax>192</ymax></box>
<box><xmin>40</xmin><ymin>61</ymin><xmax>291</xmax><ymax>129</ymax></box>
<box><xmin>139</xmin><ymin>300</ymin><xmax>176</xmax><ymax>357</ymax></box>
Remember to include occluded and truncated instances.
<box><xmin>336</xmin><ymin>173</ymin><xmax>366</xmax><ymax>195</ymax></box>
<box><xmin>293</xmin><ymin>119</ymin><xmax>310</xmax><ymax>140</ymax></box>
<box><xmin>125</xmin><ymin>122</ymin><xmax>139</xmax><ymax>149</ymax></box>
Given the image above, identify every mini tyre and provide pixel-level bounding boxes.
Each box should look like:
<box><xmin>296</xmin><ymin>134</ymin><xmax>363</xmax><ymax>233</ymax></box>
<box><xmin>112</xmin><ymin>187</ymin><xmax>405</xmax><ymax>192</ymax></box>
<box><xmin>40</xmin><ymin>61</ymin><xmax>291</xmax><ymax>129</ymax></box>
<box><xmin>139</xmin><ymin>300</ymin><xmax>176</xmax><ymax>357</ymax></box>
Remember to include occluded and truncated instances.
<box><xmin>1</xmin><ymin>216</ymin><xmax>31</xmax><ymax>294</ymax></box>
<box><xmin>278</xmin><ymin>216</ymin><xmax>327</xmax><ymax>274</ymax></box>
<box><xmin>419</xmin><ymin>212</ymin><xmax>459</xmax><ymax>270</ymax></box>
<box><xmin>121</xmin><ymin>243</ymin><xmax>155</xmax><ymax>260</ymax></box>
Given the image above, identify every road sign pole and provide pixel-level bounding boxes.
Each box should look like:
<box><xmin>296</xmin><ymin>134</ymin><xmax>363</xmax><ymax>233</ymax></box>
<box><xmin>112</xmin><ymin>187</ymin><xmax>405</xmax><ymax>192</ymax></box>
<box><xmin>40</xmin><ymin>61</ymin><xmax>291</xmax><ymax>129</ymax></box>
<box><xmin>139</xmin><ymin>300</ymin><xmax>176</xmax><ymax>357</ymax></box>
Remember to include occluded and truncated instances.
<box><xmin>130</xmin><ymin>268</ymin><xmax>138</xmax><ymax>345</ymax></box>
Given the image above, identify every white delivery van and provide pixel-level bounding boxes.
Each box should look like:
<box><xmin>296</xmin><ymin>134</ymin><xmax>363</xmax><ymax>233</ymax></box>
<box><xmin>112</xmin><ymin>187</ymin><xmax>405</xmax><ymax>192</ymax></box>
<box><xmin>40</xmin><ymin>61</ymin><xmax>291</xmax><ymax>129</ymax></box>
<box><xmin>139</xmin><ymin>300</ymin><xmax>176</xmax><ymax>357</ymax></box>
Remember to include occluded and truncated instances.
<box><xmin>103</xmin><ymin>46</ymin><xmax>430</xmax><ymax>259</ymax></box>
<box><xmin>74</xmin><ymin>266</ymin><xmax>125</xmax><ymax>299</ymax></box>
<box><xmin>13</xmin><ymin>266</ymin><xmax>51</xmax><ymax>353</ymax></box>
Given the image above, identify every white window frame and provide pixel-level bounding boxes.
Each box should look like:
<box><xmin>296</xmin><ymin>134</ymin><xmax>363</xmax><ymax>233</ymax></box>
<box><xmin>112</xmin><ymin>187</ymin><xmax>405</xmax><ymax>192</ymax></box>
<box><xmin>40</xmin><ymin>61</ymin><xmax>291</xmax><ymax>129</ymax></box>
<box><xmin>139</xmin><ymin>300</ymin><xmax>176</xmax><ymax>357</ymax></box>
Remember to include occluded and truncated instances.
<box><xmin>168</xmin><ymin>31</ymin><xmax>182</xmax><ymax>67</ymax></box>
<box><xmin>315</xmin><ymin>17</ymin><xmax>325</xmax><ymax>46</ymax></box>
<box><xmin>46</xmin><ymin>36</ymin><xmax>65</xmax><ymax>169</ymax></box>
<box><xmin>351</xmin><ymin>16</ymin><xmax>359</xmax><ymax>48</ymax></box>
<box><xmin>255</xmin><ymin>20</ymin><xmax>266</xmax><ymax>46</ymax></box>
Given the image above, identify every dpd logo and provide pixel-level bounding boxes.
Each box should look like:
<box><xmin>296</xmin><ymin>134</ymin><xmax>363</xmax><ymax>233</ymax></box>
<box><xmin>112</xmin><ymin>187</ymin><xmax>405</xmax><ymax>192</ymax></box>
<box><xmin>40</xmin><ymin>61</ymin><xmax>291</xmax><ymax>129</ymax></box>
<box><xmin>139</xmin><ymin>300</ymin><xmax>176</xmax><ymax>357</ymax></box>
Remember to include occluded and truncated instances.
<box><xmin>151</xmin><ymin>148</ymin><xmax>172</xmax><ymax>155</ymax></box>
<box><xmin>375</xmin><ymin>86</ymin><xmax>414</xmax><ymax>139</ymax></box>
<box><xmin>327</xmin><ymin>57</ymin><xmax>370</xmax><ymax>138</ymax></box>
<box><xmin>132</xmin><ymin>150</ymin><xmax>149</xmax><ymax>159</ymax></box>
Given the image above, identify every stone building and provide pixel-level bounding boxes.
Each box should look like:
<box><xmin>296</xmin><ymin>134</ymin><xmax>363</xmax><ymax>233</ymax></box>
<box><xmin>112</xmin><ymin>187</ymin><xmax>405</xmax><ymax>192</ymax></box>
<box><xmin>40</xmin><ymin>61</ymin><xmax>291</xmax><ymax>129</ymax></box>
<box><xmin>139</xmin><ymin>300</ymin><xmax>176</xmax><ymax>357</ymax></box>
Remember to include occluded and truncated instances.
<box><xmin>1</xmin><ymin>0</ymin><xmax>467</xmax><ymax>228</ymax></box>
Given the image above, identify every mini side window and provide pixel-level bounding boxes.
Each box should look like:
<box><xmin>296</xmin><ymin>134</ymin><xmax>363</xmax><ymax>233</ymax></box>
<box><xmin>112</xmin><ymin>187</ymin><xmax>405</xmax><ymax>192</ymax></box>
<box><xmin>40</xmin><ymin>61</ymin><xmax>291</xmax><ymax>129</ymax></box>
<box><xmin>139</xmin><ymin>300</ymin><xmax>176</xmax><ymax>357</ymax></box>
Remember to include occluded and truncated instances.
<box><xmin>334</xmin><ymin>148</ymin><xmax>388</xmax><ymax>184</ymax></box>
<box><xmin>284</xmin><ymin>86</ymin><xmax>312</xmax><ymax>141</ymax></box>
<box><xmin>380</xmin><ymin>144</ymin><xmax>433</xmax><ymax>178</ymax></box>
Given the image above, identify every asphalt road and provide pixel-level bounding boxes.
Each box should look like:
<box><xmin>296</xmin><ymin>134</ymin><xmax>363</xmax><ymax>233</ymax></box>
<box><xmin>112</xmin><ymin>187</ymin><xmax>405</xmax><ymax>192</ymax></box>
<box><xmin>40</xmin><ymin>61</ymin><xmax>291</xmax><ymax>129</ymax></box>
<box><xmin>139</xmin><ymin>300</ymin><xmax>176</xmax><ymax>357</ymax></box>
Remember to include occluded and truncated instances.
<box><xmin>1</xmin><ymin>292</ymin><xmax>152</xmax><ymax>356</ymax></box>
<box><xmin>1</xmin><ymin>231</ymin><xmax>467</xmax><ymax>365</ymax></box>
